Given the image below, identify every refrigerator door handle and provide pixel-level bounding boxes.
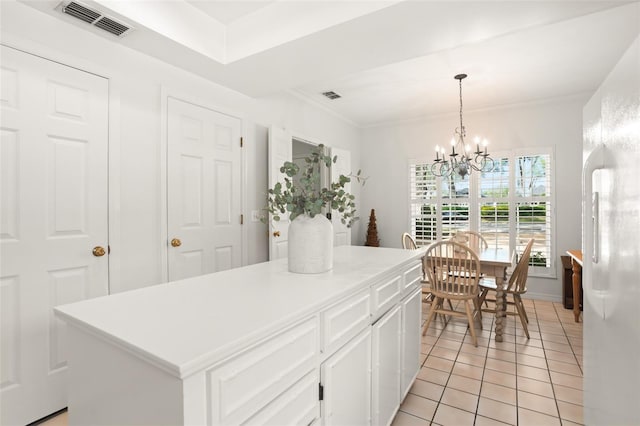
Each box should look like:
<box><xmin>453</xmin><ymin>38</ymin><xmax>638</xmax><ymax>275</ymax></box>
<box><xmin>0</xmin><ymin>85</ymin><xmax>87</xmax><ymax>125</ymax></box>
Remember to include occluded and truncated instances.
<box><xmin>592</xmin><ymin>191</ymin><xmax>599</xmax><ymax>264</ymax></box>
<box><xmin>582</xmin><ymin>144</ymin><xmax>605</xmax><ymax>318</ymax></box>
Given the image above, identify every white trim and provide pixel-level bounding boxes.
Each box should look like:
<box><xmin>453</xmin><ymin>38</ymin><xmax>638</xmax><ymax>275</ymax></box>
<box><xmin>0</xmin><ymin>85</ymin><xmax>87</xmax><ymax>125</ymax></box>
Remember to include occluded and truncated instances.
<box><xmin>487</xmin><ymin>147</ymin><xmax>557</xmax><ymax>278</ymax></box>
<box><xmin>107</xmin><ymin>77</ymin><xmax>122</xmax><ymax>294</ymax></box>
<box><xmin>159</xmin><ymin>88</ymin><xmax>170</xmax><ymax>283</ymax></box>
<box><xmin>159</xmin><ymin>86</ymin><xmax>249</xmax><ymax>281</ymax></box>
<box><xmin>362</xmin><ymin>91</ymin><xmax>593</xmax><ymax>129</ymax></box>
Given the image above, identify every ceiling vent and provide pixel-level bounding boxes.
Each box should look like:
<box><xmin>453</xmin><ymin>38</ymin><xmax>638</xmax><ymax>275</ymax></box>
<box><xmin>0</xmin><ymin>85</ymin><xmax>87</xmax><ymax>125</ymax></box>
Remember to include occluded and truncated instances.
<box><xmin>322</xmin><ymin>91</ymin><xmax>342</xmax><ymax>100</ymax></box>
<box><xmin>58</xmin><ymin>1</ymin><xmax>133</xmax><ymax>37</ymax></box>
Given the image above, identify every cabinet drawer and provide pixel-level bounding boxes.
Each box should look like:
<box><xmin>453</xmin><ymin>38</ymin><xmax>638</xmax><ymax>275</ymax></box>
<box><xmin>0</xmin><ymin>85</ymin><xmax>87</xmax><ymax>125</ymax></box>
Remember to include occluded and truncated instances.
<box><xmin>321</xmin><ymin>289</ymin><xmax>370</xmax><ymax>356</ymax></box>
<box><xmin>403</xmin><ymin>262</ymin><xmax>423</xmax><ymax>293</ymax></box>
<box><xmin>371</xmin><ymin>275</ymin><xmax>401</xmax><ymax>320</ymax></box>
<box><xmin>207</xmin><ymin>317</ymin><xmax>318</xmax><ymax>425</ymax></box>
<box><xmin>244</xmin><ymin>370</ymin><xmax>319</xmax><ymax>426</ymax></box>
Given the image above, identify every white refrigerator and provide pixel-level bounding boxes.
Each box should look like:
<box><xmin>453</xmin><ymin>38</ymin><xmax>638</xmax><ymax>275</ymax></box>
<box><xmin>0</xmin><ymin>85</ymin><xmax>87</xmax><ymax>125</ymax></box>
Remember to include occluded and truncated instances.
<box><xmin>582</xmin><ymin>35</ymin><xmax>640</xmax><ymax>425</ymax></box>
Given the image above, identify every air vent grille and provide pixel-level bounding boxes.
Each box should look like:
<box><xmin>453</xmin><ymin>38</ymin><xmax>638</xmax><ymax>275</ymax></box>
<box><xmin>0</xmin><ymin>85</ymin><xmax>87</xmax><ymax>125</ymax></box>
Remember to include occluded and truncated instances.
<box><xmin>59</xmin><ymin>1</ymin><xmax>132</xmax><ymax>37</ymax></box>
<box><xmin>94</xmin><ymin>16</ymin><xmax>129</xmax><ymax>36</ymax></box>
<box><xmin>63</xmin><ymin>1</ymin><xmax>100</xmax><ymax>24</ymax></box>
<box><xmin>322</xmin><ymin>91</ymin><xmax>342</xmax><ymax>100</ymax></box>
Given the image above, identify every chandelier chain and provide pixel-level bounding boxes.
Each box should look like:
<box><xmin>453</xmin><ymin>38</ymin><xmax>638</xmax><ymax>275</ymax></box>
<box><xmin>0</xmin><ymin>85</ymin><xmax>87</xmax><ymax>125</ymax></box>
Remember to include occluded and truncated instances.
<box><xmin>429</xmin><ymin>73</ymin><xmax>494</xmax><ymax>179</ymax></box>
<box><xmin>459</xmin><ymin>76</ymin><xmax>464</xmax><ymax>138</ymax></box>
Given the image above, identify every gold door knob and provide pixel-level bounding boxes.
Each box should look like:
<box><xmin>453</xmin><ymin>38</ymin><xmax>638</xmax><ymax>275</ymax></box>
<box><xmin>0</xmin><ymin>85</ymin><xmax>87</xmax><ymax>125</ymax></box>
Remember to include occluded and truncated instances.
<box><xmin>92</xmin><ymin>246</ymin><xmax>106</xmax><ymax>257</ymax></box>
<box><xmin>273</xmin><ymin>231</ymin><xmax>280</xmax><ymax>237</ymax></box>
<box><xmin>171</xmin><ymin>238</ymin><xmax>182</xmax><ymax>247</ymax></box>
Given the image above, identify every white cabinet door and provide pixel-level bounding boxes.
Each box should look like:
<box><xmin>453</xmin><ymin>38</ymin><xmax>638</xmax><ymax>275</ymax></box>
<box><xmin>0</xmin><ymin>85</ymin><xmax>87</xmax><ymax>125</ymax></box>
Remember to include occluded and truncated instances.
<box><xmin>400</xmin><ymin>287</ymin><xmax>422</xmax><ymax>399</ymax></box>
<box><xmin>244</xmin><ymin>370</ymin><xmax>320</xmax><ymax>426</ymax></box>
<box><xmin>0</xmin><ymin>45</ymin><xmax>109</xmax><ymax>425</ymax></box>
<box><xmin>321</xmin><ymin>328</ymin><xmax>371</xmax><ymax>426</ymax></box>
<box><xmin>167</xmin><ymin>98</ymin><xmax>242</xmax><ymax>281</ymax></box>
<box><xmin>267</xmin><ymin>126</ymin><xmax>291</xmax><ymax>260</ymax></box>
<box><xmin>372</xmin><ymin>305</ymin><xmax>402</xmax><ymax>426</ymax></box>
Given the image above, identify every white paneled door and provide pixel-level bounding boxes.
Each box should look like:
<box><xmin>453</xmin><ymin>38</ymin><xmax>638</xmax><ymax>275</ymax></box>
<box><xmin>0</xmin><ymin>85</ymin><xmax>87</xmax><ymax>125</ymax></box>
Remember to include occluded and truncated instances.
<box><xmin>329</xmin><ymin>147</ymin><xmax>352</xmax><ymax>246</ymax></box>
<box><xmin>167</xmin><ymin>98</ymin><xmax>242</xmax><ymax>281</ymax></box>
<box><xmin>267</xmin><ymin>126</ymin><xmax>292</xmax><ymax>260</ymax></box>
<box><xmin>0</xmin><ymin>46</ymin><xmax>109</xmax><ymax>425</ymax></box>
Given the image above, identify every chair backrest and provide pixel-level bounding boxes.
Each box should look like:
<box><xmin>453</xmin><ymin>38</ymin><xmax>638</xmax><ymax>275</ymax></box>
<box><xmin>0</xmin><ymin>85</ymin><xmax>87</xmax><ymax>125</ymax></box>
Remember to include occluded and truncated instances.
<box><xmin>423</xmin><ymin>241</ymin><xmax>481</xmax><ymax>298</ymax></box>
<box><xmin>507</xmin><ymin>238</ymin><xmax>535</xmax><ymax>293</ymax></box>
<box><xmin>451</xmin><ymin>230</ymin><xmax>488</xmax><ymax>252</ymax></box>
<box><xmin>402</xmin><ymin>232</ymin><xmax>417</xmax><ymax>250</ymax></box>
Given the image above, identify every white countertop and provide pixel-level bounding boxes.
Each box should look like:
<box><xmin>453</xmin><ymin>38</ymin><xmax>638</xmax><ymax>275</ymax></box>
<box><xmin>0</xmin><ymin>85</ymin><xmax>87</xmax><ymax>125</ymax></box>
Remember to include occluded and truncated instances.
<box><xmin>55</xmin><ymin>246</ymin><xmax>424</xmax><ymax>378</ymax></box>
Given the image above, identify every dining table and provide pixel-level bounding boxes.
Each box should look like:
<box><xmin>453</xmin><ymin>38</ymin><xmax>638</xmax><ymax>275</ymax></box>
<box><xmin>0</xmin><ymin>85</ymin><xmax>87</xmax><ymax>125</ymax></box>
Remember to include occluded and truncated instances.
<box><xmin>424</xmin><ymin>246</ymin><xmax>512</xmax><ymax>342</ymax></box>
<box><xmin>475</xmin><ymin>248</ymin><xmax>513</xmax><ymax>342</ymax></box>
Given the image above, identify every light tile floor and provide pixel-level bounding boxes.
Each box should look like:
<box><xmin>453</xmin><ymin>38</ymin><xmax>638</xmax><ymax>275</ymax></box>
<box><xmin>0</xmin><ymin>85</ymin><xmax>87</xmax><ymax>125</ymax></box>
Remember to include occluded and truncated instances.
<box><xmin>39</xmin><ymin>300</ymin><xmax>582</xmax><ymax>426</ymax></box>
<box><xmin>393</xmin><ymin>299</ymin><xmax>583</xmax><ymax>426</ymax></box>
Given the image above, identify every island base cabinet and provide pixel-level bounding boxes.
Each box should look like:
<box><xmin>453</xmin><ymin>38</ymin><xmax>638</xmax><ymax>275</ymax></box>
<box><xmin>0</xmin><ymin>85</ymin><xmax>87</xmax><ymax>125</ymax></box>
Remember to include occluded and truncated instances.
<box><xmin>372</xmin><ymin>305</ymin><xmax>402</xmax><ymax>426</ymax></box>
<box><xmin>56</xmin><ymin>248</ymin><xmax>424</xmax><ymax>426</ymax></box>
<box><xmin>244</xmin><ymin>370</ymin><xmax>319</xmax><ymax>425</ymax></box>
<box><xmin>320</xmin><ymin>328</ymin><xmax>372</xmax><ymax>426</ymax></box>
<box><xmin>66</xmin><ymin>326</ymin><xmax>184</xmax><ymax>426</ymax></box>
<box><xmin>205</xmin><ymin>317</ymin><xmax>318</xmax><ymax>425</ymax></box>
<box><xmin>400</xmin><ymin>287</ymin><xmax>422</xmax><ymax>399</ymax></box>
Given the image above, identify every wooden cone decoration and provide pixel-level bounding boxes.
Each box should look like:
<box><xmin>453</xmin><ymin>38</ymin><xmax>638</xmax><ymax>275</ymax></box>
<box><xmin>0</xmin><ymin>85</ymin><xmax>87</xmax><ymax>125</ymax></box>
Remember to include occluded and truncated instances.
<box><xmin>365</xmin><ymin>208</ymin><xmax>380</xmax><ymax>247</ymax></box>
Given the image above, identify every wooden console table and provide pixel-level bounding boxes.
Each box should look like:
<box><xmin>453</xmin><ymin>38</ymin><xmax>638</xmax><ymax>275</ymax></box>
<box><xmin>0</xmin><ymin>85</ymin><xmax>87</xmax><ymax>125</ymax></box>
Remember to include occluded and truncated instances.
<box><xmin>566</xmin><ymin>250</ymin><xmax>583</xmax><ymax>322</ymax></box>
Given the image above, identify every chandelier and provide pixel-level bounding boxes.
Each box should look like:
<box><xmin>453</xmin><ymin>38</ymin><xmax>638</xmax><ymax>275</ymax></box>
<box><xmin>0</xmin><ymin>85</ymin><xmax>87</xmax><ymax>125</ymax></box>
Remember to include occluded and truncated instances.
<box><xmin>431</xmin><ymin>74</ymin><xmax>494</xmax><ymax>179</ymax></box>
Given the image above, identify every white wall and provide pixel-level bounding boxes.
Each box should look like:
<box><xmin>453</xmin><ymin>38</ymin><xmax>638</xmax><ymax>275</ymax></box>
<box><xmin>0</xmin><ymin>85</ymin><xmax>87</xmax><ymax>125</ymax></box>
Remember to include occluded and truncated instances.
<box><xmin>359</xmin><ymin>97</ymin><xmax>586</xmax><ymax>301</ymax></box>
<box><xmin>1</xmin><ymin>1</ymin><xmax>362</xmax><ymax>294</ymax></box>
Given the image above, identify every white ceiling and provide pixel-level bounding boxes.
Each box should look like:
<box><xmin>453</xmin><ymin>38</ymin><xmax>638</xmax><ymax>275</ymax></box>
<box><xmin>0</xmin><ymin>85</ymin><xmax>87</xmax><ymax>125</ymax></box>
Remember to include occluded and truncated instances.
<box><xmin>23</xmin><ymin>0</ymin><xmax>640</xmax><ymax>127</ymax></box>
<box><xmin>187</xmin><ymin>1</ymin><xmax>275</xmax><ymax>25</ymax></box>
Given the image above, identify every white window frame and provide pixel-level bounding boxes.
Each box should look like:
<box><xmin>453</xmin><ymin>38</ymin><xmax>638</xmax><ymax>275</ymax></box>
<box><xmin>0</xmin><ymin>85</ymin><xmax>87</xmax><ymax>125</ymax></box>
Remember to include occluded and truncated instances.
<box><xmin>408</xmin><ymin>147</ymin><xmax>556</xmax><ymax>279</ymax></box>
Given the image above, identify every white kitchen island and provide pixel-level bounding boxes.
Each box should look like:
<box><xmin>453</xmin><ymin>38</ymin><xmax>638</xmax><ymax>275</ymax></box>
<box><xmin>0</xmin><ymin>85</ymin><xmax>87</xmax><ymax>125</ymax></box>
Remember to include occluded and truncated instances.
<box><xmin>55</xmin><ymin>246</ymin><xmax>424</xmax><ymax>426</ymax></box>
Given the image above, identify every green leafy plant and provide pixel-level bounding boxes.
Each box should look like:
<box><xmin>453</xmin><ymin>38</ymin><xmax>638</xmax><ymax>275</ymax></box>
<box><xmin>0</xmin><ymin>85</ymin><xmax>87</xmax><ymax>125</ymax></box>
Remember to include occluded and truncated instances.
<box><xmin>529</xmin><ymin>251</ymin><xmax>548</xmax><ymax>267</ymax></box>
<box><xmin>264</xmin><ymin>144</ymin><xmax>365</xmax><ymax>227</ymax></box>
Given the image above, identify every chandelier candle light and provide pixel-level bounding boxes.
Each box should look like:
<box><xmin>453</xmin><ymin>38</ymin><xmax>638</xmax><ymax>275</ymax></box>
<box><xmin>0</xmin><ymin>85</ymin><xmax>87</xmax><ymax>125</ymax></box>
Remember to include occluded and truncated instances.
<box><xmin>431</xmin><ymin>73</ymin><xmax>494</xmax><ymax>179</ymax></box>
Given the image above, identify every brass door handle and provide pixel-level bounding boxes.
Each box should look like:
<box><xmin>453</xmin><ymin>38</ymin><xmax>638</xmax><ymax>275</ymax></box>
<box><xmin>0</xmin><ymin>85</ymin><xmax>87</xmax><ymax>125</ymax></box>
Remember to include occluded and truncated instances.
<box><xmin>92</xmin><ymin>246</ymin><xmax>106</xmax><ymax>257</ymax></box>
<box><xmin>273</xmin><ymin>231</ymin><xmax>280</xmax><ymax>237</ymax></box>
<box><xmin>171</xmin><ymin>238</ymin><xmax>182</xmax><ymax>247</ymax></box>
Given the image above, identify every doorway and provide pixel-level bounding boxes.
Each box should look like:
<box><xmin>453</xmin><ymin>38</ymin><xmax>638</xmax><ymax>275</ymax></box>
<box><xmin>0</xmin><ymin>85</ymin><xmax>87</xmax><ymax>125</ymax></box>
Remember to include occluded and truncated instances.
<box><xmin>0</xmin><ymin>45</ymin><xmax>109</xmax><ymax>425</ymax></box>
<box><xmin>166</xmin><ymin>97</ymin><xmax>243</xmax><ymax>282</ymax></box>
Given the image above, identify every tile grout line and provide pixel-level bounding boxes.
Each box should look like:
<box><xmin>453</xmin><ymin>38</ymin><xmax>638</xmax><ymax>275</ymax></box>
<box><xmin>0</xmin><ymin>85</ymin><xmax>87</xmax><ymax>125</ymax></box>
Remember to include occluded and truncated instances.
<box><xmin>472</xmin><ymin>313</ymin><xmax>495</xmax><ymax>426</ymax></box>
<box><xmin>409</xmin><ymin>299</ymin><xmax>581</xmax><ymax>426</ymax></box>
<box><xmin>534</xmin><ymin>300</ymin><xmax>564</xmax><ymax>423</ymax></box>
<box><xmin>554</xmin><ymin>302</ymin><xmax>584</xmax><ymax>376</ymax></box>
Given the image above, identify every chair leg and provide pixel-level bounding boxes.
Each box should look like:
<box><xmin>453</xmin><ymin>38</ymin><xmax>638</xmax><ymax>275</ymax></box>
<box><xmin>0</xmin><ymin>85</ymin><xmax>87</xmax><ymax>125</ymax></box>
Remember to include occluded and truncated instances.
<box><xmin>464</xmin><ymin>300</ymin><xmax>478</xmax><ymax>347</ymax></box>
<box><xmin>514</xmin><ymin>295</ymin><xmax>530</xmax><ymax>339</ymax></box>
<box><xmin>473</xmin><ymin>296</ymin><xmax>483</xmax><ymax>330</ymax></box>
<box><xmin>447</xmin><ymin>298</ymin><xmax>454</xmax><ymax>311</ymax></box>
<box><xmin>478</xmin><ymin>288</ymin><xmax>488</xmax><ymax>307</ymax></box>
<box><xmin>422</xmin><ymin>297</ymin><xmax>440</xmax><ymax>336</ymax></box>
<box><xmin>519</xmin><ymin>295</ymin><xmax>529</xmax><ymax>323</ymax></box>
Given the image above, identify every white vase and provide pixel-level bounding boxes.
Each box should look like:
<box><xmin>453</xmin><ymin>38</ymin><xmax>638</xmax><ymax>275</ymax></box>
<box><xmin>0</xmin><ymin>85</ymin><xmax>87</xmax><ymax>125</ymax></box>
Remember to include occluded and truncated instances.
<box><xmin>288</xmin><ymin>213</ymin><xmax>333</xmax><ymax>273</ymax></box>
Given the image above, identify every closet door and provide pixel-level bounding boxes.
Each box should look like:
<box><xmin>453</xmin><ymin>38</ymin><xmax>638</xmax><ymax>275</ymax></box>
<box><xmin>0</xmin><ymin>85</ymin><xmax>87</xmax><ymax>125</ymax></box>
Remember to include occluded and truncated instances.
<box><xmin>329</xmin><ymin>147</ymin><xmax>352</xmax><ymax>246</ymax></box>
<box><xmin>167</xmin><ymin>98</ymin><xmax>242</xmax><ymax>281</ymax></box>
<box><xmin>267</xmin><ymin>126</ymin><xmax>292</xmax><ymax>260</ymax></box>
<box><xmin>0</xmin><ymin>45</ymin><xmax>109</xmax><ymax>425</ymax></box>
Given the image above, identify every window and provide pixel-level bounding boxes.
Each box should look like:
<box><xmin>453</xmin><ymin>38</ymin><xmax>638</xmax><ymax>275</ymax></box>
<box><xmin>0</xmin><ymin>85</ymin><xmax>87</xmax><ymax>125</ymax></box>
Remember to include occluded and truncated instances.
<box><xmin>409</xmin><ymin>149</ymin><xmax>554</xmax><ymax>277</ymax></box>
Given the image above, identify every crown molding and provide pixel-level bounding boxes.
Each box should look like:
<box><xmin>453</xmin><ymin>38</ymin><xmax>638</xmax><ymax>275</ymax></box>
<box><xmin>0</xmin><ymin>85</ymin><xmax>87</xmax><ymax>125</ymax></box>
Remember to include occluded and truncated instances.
<box><xmin>361</xmin><ymin>91</ymin><xmax>594</xmax><ymax>129</ymax></box>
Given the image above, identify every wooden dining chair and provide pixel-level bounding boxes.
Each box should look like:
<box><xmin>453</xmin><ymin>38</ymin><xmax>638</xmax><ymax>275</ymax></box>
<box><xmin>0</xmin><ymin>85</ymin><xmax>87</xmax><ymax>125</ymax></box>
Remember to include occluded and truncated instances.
<box><xmin>449</xmin><ymin>230</ymin><xmax>488</xmax><ymax>283</ymax></box>
<box><xmin>401</xmin><ymin>232</ymin><xmax>436</xmax><ymax>308</ymax></box>
<box><xmin>478</xmin><ymin>238</ymin><xmax>535</xmax><ymax>338</ymax></box>
<box><xmin>451</xmin><ymin>230</ymin><xmax>488</xmax><ymax>252</ymax></box>
<box><xmin>421</xmin><ymin>241</ymin><xmax>483</xmax><ymax>346</ymax></box>
<box><xmin>402</xmin><ymin>232</ymin><xmax>418</xmax><ymax>250</ymax></box>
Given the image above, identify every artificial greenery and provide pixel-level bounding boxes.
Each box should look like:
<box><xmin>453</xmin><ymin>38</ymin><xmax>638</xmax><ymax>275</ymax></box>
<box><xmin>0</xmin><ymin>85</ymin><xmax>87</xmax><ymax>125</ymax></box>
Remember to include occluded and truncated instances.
<box><xmin>264</xmin><ymin>144</ymin><xmax>365</xmax><ymax>227</ymax></box>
